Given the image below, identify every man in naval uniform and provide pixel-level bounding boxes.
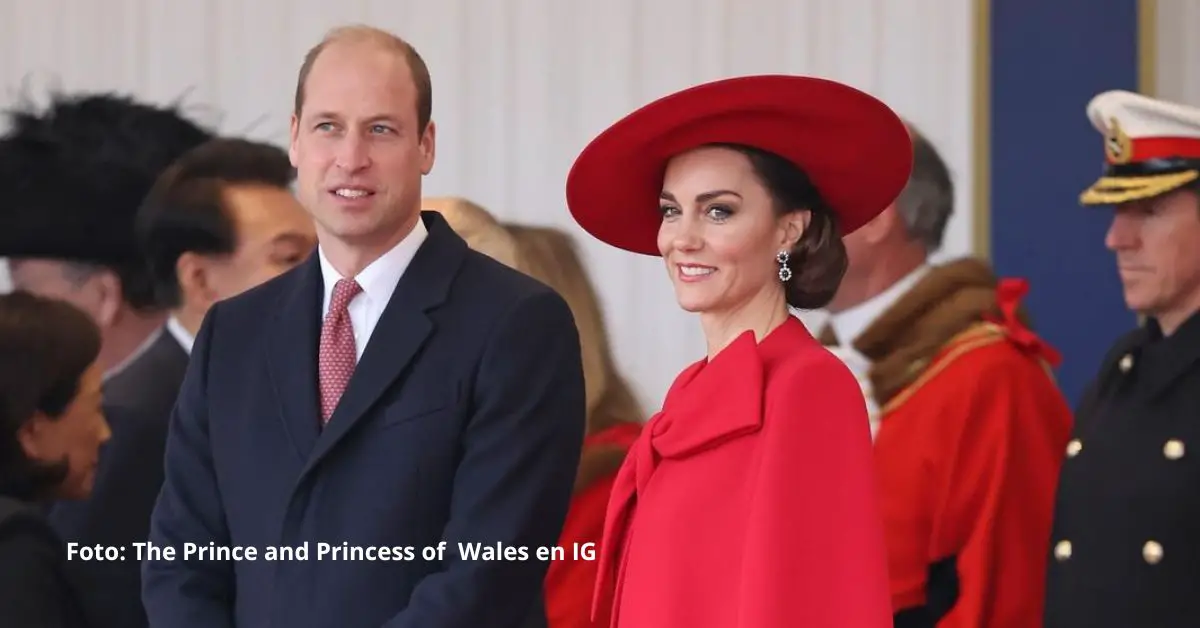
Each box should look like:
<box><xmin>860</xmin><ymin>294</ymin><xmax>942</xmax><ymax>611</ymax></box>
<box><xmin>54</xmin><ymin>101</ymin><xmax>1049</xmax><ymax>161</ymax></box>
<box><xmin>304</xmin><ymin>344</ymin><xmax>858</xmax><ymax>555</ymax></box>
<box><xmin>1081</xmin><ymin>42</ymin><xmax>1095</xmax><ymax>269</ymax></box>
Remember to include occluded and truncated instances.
<box><xmin>1045</xmin><ymin>91</ymin><xmax>1200</xmax><ymax>628</ymax></box>
<box><xmin>0</xmin><ymin>92</ymin><xmax>214</xmax><ymax>628</ymax></box>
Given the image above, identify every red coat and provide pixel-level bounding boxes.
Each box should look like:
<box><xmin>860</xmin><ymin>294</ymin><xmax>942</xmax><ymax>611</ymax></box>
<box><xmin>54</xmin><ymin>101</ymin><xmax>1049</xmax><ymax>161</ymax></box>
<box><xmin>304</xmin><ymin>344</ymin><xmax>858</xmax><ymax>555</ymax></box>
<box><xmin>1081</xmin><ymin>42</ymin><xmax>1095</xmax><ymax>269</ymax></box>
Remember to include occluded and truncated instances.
<box><xmin>545</xmin><ymin>422</ymin><xmax>642</xmax><ymax>628</ymax></box>
<box><xmin>593</xmin><ymin>316</ymin><xmax>893</xmax><ymax>627</ymax></box>
<box><xmin>875</xmin><ymin>319</ymin><xmax>1073</xmax><ymax>627</ymax></box>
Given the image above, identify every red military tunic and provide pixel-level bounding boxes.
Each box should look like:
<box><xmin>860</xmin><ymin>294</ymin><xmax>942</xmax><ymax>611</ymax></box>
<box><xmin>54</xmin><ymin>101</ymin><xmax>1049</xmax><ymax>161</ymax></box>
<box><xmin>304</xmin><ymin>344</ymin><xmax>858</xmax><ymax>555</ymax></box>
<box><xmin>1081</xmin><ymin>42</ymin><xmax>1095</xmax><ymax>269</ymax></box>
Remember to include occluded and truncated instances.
<box><xmin>545</xmin><ymin>421</ymin><xmax>642</xmax><ymax>628</ymax></box>
<box><xmin>592</xmin><ymin>317</ymin><xmax>893</xmax><ymax>627</ymax></box>
<box><xmin>870</xmin><ymin>279</ymin><xmax>1074</xmax><ymax>627</ymax></box>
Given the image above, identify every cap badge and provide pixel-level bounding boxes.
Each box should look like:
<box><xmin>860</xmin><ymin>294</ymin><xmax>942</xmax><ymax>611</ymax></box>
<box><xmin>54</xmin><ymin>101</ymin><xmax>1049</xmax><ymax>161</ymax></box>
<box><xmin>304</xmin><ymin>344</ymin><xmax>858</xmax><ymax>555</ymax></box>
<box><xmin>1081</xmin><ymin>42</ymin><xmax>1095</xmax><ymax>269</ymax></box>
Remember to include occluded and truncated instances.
<box><xmin>1106</xmin><ymin>117</ymin><xmax>1133</xmax><ymax>164</ymax></box>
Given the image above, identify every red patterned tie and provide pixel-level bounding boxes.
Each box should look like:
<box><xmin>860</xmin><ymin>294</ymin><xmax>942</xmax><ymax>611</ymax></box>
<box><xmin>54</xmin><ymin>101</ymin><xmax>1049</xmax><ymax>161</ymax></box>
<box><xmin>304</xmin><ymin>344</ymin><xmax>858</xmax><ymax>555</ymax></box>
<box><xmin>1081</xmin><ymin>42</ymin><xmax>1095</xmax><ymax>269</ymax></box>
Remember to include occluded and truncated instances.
<box><xmin>319</xmin><ymin>278</ymin><xmax>362</xmax><ymax>424</ymax></box>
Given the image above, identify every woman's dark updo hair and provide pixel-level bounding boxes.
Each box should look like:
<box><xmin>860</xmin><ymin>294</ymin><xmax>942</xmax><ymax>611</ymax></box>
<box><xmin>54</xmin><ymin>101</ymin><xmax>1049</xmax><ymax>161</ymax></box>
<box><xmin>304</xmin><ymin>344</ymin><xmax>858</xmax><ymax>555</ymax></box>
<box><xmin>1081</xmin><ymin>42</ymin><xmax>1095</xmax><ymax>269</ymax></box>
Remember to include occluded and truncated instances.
<box><xmin>0</xmin><ymin>290</ymin><xmax>102</xmax><ymax>501</ymax></box>
<box><xmin>709</xmin><ymin>143</ymin><xmax>849</xmax><ymax>309</ymax></box>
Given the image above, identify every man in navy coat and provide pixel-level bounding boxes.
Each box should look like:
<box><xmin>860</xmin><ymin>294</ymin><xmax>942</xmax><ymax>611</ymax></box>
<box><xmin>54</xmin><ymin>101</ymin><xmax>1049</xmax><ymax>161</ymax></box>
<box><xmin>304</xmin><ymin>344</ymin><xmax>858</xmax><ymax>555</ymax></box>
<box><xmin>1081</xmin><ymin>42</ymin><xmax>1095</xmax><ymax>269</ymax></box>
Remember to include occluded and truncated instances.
<box><xmin>142</xmin><ymin>24</ymin><xmax>587</xmax><ymax>628</ymax></box>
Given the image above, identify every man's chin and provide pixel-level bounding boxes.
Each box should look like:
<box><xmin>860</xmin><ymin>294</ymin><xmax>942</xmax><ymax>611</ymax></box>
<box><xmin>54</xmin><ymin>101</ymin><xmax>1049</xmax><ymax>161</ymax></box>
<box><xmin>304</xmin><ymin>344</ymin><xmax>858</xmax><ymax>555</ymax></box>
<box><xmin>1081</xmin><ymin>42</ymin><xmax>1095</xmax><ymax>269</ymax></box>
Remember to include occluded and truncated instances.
<box><xmin>1122</xmin><ymin>292</ymin><xmax>1158</xmax><ymax>320</ymax></box>
<box><xmin>317</xmin><ymin>216</ymin><xmax>380</xmax><ymax>241</ymax></box>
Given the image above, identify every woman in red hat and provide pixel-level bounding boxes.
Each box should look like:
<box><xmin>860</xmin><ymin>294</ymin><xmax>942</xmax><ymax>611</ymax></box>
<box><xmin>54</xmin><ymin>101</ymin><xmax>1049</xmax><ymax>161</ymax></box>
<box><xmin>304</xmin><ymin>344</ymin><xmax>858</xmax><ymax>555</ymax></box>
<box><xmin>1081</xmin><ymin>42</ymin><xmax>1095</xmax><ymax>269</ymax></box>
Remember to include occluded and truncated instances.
<box><xmin>566</xmin><ymin>75</ymin><xmax>913</xmax><ymax>627</ymax></box>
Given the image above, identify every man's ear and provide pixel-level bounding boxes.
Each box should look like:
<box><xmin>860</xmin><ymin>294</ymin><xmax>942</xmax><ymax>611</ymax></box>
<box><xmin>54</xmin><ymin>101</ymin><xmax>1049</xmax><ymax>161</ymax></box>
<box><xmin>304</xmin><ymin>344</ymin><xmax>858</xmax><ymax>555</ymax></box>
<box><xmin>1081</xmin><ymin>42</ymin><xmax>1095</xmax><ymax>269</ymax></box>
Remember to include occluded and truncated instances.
<box><xmin>90</xmin><ymin>269</ymin><xmax>126</xmax><ymax>328</ymax></box>
<box><xmin>175</xmin><ymin>252</ymin><xmax>216</xmax><ymax>309</ymax></box>
<box><xmin>419</xmin><ymin>119</ymin><xmax>437</xmax><ymax>175</ymax></box>
<box><xmin>16</xmin><ymin>413</ymin><xmax>46</xmax><ymax>459</ymax></box>
<box><xmin>858</xmin><ymin>204</ymin><xmax>900</xmax><ymax>245</ymax></box>
<box><xmin>288</xmin><ymin>113</ymin><xmax>301</xmax><ymax>168</ymax></box>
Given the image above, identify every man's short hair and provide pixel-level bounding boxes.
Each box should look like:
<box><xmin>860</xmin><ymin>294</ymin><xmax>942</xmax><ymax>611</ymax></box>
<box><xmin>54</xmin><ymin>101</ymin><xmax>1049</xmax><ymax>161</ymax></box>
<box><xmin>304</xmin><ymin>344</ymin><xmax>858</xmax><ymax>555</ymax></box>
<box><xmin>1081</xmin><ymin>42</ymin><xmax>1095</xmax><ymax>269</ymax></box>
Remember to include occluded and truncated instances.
<box><xmin>136</xmin><ymin>138</ymin><xmax>296</xmax><ymax>308</ymax></box>
<box><xmin>293</xmin><ymin>25</ymin><xmax>433</xmax><ymax>133</ymax></box>
<box><xmin>894</xmin><ymin>124</ymin><xmax>955</xmax><ymax>251</ymax></box>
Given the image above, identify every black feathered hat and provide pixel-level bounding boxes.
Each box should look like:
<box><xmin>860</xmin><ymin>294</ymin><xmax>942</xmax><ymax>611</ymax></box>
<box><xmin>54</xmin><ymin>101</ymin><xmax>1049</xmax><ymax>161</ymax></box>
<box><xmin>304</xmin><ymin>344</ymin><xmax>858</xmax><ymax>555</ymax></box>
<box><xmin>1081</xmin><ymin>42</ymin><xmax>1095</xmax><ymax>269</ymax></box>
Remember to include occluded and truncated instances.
<box><xmin>0</xmin><ymin>92</ymin><xmax>215</xmax><ymax>266</ymax></box>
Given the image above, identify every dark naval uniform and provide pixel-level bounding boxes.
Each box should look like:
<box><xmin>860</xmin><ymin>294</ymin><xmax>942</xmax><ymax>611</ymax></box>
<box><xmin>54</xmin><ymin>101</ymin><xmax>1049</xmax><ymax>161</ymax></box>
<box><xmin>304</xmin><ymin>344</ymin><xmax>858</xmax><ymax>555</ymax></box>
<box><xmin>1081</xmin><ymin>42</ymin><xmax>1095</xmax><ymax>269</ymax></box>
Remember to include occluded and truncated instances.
<box><xmin>1045</xmin><ymin>312</ymin><xmax>1200</xmax><ymax>626</ymax></box>
<box><xmin>1045</xmin><ymin>88</ymin><xmax>1200</xmax><ymax>628</ymax></box>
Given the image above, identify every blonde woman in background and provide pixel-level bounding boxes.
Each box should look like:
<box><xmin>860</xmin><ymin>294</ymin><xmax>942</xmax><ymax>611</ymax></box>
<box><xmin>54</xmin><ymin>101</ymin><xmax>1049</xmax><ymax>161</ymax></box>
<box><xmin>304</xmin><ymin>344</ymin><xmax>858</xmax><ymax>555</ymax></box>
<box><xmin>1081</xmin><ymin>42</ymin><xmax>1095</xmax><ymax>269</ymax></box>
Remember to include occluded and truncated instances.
<box><xmin>504</xmin><ymin>223</ymin><xmax>644</xmax><ymax>628</ymax></box>
<box><xmin>427</xmin><ymin>197</ymin><xmax>576</xmax><ymax>628</ymax></box>
<box><xmin>430</xmin><ymin>196</ymin><xmax>644</xmax><ymax>627</ymax></box>
<box><xmin>422</xmin><ymin>197</ymin><xmax>521</xmax><ymax>268</ymax></box>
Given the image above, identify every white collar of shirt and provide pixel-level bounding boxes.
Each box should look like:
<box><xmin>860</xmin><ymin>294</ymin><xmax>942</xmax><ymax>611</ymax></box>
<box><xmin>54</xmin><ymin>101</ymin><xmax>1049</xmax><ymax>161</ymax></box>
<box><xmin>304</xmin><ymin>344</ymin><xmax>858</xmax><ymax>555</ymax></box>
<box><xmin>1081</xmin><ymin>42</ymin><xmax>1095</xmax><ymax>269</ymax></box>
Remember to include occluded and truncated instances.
<box><xmin>827</xmin><ymin>263</ymin><xmax>932</xmax><ymax>348</ymax></box>
<box><xmin>166</xmin><ymin>315</ymin><xmax>195</xmax><ymax>355</ymax></box>
<box><xmin>317</xmin><ymin>217</ymin><xmax>428</xmax><ymax>360</ymax></box>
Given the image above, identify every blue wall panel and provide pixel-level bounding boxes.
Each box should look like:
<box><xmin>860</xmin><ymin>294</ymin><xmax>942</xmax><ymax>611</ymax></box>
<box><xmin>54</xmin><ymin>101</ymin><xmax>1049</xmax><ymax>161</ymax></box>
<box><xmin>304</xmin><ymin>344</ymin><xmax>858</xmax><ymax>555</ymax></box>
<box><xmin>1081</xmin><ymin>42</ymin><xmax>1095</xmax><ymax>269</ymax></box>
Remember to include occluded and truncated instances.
<box><xmin>990</xmin><ymin>0</ymin><xmax>1140</xmax><ymax>405</ymax></box>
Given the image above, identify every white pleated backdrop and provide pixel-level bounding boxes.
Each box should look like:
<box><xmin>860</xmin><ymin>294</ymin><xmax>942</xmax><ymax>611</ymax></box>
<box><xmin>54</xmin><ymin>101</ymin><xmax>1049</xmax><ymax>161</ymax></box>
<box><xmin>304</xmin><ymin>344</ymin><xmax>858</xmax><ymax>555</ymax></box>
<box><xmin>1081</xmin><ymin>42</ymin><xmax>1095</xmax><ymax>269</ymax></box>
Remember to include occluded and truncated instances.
<box><xmin>1154</xmin><ymin>0</ymin><xmax>1200</xmax><ymax>107</ymax></box>
<box><xmin>0</xmin><ymin>0</ymin><xmax>978</xmax><ymax>412</ymax></box>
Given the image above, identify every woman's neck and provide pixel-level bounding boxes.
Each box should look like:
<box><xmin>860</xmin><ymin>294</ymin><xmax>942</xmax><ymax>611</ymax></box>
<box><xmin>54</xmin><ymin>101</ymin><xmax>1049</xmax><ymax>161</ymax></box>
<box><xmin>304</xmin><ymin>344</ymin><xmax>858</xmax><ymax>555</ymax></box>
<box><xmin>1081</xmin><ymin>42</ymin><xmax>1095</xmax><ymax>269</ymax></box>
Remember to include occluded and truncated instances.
<box><xmin>700</xmin><ymin>289</ymin><xmax>790</xmax><ymax>360</ymax></box>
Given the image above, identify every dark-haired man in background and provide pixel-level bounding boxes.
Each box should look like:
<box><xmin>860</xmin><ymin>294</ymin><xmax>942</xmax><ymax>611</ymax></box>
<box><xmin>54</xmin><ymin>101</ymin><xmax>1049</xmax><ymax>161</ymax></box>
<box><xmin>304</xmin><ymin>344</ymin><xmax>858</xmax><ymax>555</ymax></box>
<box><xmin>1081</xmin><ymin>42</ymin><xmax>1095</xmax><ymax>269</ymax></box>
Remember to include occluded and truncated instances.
<box><xmin>0</xmin><ymin>92</ymin><xmax>214</xmax><ymax>628</ymax></box>
<box><xmin>137</xmin><ymin>137</ymin><xmax>316</xmax><ymax>353</ymax></box>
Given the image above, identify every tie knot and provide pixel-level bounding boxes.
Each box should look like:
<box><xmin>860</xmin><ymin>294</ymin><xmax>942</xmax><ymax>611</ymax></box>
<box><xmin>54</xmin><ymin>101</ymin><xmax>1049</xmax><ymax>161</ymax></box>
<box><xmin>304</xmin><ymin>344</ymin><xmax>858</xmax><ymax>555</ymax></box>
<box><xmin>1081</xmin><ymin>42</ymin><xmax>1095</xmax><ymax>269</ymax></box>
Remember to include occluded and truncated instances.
<box><xmin>330</xmin><ymin>278</ymin><xmax>362</xmax><ymax>312</ymax></box>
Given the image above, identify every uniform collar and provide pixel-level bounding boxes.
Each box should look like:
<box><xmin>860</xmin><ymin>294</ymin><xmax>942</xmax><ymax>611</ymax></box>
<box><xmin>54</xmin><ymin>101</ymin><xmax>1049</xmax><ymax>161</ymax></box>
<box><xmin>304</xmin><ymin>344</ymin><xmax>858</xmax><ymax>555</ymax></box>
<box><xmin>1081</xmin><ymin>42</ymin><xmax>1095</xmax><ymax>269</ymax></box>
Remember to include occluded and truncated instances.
<box><xmin>1137</xmin><ymin>309</ymin><xmax>1200</xmax><ymax>400</ymax></box>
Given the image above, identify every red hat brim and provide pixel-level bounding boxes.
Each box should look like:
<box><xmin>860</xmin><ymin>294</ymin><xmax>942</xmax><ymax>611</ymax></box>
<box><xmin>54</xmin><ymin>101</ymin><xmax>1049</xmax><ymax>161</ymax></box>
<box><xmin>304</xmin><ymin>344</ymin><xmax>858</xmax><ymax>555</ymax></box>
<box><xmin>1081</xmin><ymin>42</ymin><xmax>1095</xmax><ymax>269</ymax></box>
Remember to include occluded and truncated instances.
<box><xmin>565</xmin><ymin>75</ymin><xmax>914</xmax><ymax>256</ymax></box>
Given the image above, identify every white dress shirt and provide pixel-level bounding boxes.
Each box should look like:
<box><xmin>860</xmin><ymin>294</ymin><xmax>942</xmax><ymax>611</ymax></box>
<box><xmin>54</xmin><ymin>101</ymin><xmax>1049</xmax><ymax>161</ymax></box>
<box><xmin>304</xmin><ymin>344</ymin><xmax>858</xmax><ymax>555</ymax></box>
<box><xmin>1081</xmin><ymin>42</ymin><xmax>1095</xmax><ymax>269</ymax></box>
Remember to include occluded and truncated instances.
<box><xmin>166</xmin><ymin>315</ymin><xmax>195</xmax><ymax>355</ymax></box>
<box><xmin>825</xmin><ymin>263</ymin><xmax>932</xmax><ymax>351</ymax></box>
<box><xmin>317</xmin><ymin>218</ymin><xmax>428</xmax><ymax>360</ymax></box>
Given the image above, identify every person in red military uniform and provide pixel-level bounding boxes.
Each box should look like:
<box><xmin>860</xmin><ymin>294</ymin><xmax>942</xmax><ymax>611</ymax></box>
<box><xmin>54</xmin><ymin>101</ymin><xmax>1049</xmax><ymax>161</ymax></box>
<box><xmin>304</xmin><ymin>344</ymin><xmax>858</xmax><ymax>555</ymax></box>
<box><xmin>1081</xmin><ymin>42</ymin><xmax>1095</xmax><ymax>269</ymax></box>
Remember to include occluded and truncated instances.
<box><xmin>813</xmin><ymin>125</ymin><xmax>1075</xmax><ymax>627</ymax></box>
<box><xmin>566</xmin><ymin>75</ymin><xmax>912</xmax><ymax>627</ymax></box>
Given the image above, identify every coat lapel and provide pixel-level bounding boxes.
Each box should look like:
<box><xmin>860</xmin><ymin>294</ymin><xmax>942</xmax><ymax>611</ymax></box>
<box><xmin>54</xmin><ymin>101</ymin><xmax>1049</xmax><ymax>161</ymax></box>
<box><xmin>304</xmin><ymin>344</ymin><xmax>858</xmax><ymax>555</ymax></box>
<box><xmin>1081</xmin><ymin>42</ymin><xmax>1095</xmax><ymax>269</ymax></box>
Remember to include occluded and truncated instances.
<box><xmin>266</xmin><ymin>253</ymin><xmax>324</xmax><ymax>462</ymax></box>
<box><xmin>301</xmin><ymin>212</ymin><xmax>466</xmax><ymax>477</ymax></box>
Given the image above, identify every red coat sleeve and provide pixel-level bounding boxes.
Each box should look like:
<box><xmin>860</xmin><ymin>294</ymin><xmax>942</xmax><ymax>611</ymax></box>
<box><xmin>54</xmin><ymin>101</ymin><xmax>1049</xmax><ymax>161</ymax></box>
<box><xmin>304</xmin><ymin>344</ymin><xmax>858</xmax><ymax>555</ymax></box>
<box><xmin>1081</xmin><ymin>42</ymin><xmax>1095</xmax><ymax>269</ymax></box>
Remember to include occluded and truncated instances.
<box><xmin>927</xmin><ymin>344</ymin><xmax>1073</xmax><ymax>627</ymax></box>
<box><xmin>737</xmin><ymin>355</ymin><xmax>894</xmax><ymax>627</ymax></box>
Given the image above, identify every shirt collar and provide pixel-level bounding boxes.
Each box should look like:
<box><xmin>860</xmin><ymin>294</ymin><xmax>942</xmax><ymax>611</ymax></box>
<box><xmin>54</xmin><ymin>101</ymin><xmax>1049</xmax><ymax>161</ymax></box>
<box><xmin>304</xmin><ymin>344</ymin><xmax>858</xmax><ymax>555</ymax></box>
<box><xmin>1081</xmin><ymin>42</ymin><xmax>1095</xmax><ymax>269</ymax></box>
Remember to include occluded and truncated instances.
<box><xmin>828</xmin><ymin>263</ymin><xmax>931</xmax><ymax>346</ymax></box>
<box><xmin>165</xmin><ymin>315</ymin><xmax>195</xmax><ymax>355</ymax></box>
<box><xmin>317</xmin><ymin>217</ymin><xmax>428</xmax><ymax>315</ymax></box>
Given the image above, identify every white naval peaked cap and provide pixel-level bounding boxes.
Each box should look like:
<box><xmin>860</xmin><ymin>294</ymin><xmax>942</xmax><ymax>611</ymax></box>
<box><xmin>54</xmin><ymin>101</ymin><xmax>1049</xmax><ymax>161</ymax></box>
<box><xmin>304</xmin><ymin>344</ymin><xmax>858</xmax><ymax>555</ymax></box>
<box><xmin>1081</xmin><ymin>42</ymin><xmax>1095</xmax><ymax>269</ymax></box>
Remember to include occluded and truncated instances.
<box><xmin>1080</xmin><ymin>90</ymin><xmax>1200</xmax><ymax>206</ymax></box>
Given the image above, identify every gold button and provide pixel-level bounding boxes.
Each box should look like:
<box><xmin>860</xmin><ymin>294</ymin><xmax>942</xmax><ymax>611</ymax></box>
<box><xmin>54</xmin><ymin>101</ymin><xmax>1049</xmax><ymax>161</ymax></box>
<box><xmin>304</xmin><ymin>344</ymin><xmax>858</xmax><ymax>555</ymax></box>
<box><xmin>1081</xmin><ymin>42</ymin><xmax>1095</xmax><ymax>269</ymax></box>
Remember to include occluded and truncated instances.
<box><xmin>1143</xmin><ymin>540</ymin><xmax>1164</xmax><ymax>564</ymax></box>
<box><xmin>1066</xmin><ymin>439</ymin><xmax>1082</xmax><ymax>458</ymax></box>
<box><xmin>1119</xmin><ymin>354</ymin><xmax>1134</xmax><ymax>372</ymax></box>
<box><xmin>1164</xmin><ymin>440</ymin><xmax>1185</xmax><ymax>460</ymax></box>
<box><xmin>1054</xmin><ymin>540</ymin><xmax>1072</xmax><ymax>561</ymax></box>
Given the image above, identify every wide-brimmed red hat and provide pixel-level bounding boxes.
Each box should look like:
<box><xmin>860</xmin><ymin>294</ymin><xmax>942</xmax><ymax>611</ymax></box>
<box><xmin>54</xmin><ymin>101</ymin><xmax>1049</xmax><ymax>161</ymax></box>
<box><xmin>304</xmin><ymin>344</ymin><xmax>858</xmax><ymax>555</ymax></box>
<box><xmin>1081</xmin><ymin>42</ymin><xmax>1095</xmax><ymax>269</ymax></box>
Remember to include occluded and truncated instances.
<box><xmin>565</xmin><ymin>75</ymin><xmax>914</xmax><ymax>256</ymax></box>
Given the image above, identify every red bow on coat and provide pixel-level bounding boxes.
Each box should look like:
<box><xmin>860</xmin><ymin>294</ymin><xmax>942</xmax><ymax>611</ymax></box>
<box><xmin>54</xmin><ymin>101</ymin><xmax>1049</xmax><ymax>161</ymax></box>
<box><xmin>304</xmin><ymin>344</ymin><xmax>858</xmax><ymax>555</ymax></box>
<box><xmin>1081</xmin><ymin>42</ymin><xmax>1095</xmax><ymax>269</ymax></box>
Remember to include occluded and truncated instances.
<box><xmin>984</xmin><ymin>278</ymin><xmax>1063</xmax><ymax>368</ymax></box>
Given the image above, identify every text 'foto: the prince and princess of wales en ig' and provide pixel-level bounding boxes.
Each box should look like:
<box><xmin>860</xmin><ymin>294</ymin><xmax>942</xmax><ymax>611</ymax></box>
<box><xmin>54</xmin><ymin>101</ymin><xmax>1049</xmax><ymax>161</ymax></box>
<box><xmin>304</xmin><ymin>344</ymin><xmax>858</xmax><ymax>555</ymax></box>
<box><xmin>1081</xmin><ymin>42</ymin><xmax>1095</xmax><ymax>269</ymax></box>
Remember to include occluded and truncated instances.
<box><xmin>66</xmin><ymin>541</ymin><xmax>598</xmax><ymax>563</ymax></box>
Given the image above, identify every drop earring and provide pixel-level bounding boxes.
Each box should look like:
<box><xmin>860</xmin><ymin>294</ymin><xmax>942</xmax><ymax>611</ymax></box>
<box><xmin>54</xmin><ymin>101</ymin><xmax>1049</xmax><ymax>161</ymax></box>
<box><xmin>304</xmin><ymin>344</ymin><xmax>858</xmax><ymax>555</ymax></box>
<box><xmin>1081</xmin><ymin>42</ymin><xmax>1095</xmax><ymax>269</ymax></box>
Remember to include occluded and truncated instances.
<box><xmin>776</xmin><ymin>250</ymin><xmax>792</xmax><ymax>282</ymax></box>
